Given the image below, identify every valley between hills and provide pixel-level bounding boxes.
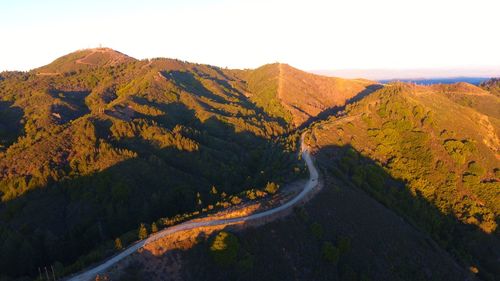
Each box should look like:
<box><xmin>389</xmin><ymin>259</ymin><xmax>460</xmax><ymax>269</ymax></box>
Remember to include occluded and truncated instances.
<box><xmin>0</xmin><ymin>48</ymin><xmax>499</xmax><ymax>281</ymax></box>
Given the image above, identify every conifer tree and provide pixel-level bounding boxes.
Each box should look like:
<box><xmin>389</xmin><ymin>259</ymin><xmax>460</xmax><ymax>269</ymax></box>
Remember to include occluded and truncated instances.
<box><xmin>138</xmin><ymin>223</ymin><xmax>148</xmax><ymax>240</ymax></box>
<box><xmin>151</xmin><ymin>222</ymin><xmax>158</xmax><ymax>233</ymax></box>
<box><xmin>211</xmin><ymin>186</ymin><xmax>218</xmax><ymax>195</ymax></box>
<box><xmin>114</xmin><ymin>238</ymin><xmax>123</xmax><ymax>250</ymax></box>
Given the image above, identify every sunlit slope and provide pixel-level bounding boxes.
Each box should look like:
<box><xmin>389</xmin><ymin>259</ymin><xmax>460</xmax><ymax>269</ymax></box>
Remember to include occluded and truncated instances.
<box><xmin>36</xmin><ymin>48</ymin><xmax>137</xmax><ymax>74</ymax></box>
<box><xmin>244</xmin><ymin>63</ymin><xmax>379</xmax><ymax>127</ymax></box>
<box><xmin>306</xmin><ymin>83</ymin><xmax>500</xmax><ymax>279</ymax></box>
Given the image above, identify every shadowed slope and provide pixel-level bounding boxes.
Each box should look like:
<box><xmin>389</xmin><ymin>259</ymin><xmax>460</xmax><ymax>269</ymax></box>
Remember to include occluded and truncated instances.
<box><xmin>111</xmin><ymin>144</ymin><xmax>475</xmax><ymax>281</ymax></box>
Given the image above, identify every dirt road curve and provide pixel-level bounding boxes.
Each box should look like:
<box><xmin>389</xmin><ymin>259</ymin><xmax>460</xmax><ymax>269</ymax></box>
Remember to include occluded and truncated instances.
<box><xmin>67</xmin><ymin>137</ymin><xmax>319</xmax><ymax>281</ymax></box>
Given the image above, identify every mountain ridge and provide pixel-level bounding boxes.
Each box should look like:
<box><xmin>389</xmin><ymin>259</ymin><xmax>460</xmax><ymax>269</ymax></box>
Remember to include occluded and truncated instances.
<box><xmin>0</xmin><ymin>48</ymin><xmax>499</xmax><ymax>281</ymax></box>
<box><xmin>0</xmin><ymin>48</ymin><xmax>381</xmax><ymax>280</ymax></box>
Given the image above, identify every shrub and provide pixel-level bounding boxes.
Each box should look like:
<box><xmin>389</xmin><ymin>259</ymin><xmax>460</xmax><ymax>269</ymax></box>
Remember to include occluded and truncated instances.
<box><xmin>495</xmin><ymin>168</ymin><xmax>500</xmax><ymax>179</ymax></box>
<box><xmin>151</xmin><ymin>222</ymin><xmax>158</xmax><ymax>233</ymax></box>
<box><xmin>467</xmin><ymin>161</ymin><xmax>485</xmax><ymax>177</ymax></box>
<box><xmin>114</xmin><ymin>238</ymin><xmax>123</xmax><ymax>250</ymax></box>
<box><xmin>338</xmin><ymin>236</ymin><xmax>351</xmax><ymax>254</ymax></box>
<box><xmin>264</xmin><ymin>182</ymin><xmax>279</xmax><ymax>194</ymax></box>
<box><xmin>210</xmin><ymin>231</ymin><xmax>240</xmax><ymax>266</ymax></box>
<box><xmin>230</xmin><ymin>196</ymin><xmax>242</xmax><ymax>205</ymax></box>
<box><xmin>443</xmin><ymin>139</ymin><xmax>474</xmax><ymax>164</ymax></box>
<box><xmin>322</xmin><ymin>242</ymin><xmax>340</xmax><ymax>264</ymax></box>
<box><xmin>310</xmin><ymin>222</ymin><xmax>324</xmax><ymax>240</ymax></box>
<box><xmin>138</xmin><ymin>223</ymin><xmax>148</xmax><ymax>240</ymax></box>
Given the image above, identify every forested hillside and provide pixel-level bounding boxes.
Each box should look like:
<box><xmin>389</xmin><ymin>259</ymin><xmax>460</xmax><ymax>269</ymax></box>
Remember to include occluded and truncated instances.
<box><xmin>0</xmin><ymin>50</ymin><xmax>292</xmax><ymax>280</ymax></box>
<box><xmin>306</xmin><ymin>83</ymin><xmax>500</xmax><ymax>280</ymax></box>
<box><xmin>110</xmin><ymin>81</ymin><xmax>499</xmax><ymax>281</ymax></box>
<box><xmin>0</xmin><ymin>49</ymin><xmax>377</xmax><ymax>280</ymax></box>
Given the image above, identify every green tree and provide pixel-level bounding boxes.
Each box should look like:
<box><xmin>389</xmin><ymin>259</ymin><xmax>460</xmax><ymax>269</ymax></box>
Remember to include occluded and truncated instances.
<box><xmin>265</xmin><ymin>182</ymin><xmax>279</xmax><ymax>194</ymax></box>
<box><xmin>151</xmin><ymin>222</ymin><xmax>158</xmax><ymax>233</ymax></box>
<box><xmin>138</xmin><ymin>223</ymin><xmax>148</xmax><ymax>240</ymax></box>
<box><xmin>338</xmin><ymin>236</ymin><xmax>351</xmax><ymax>254</ymax></box>
<box><xmin>196</xmin><ymin>192</ymin><xmax>202</xmax><ymax>206</ymax></box>
<box><xmin>310</xmin><ymin>222</ymin><xmax>324</xmax><ymax>240</ymax></box>
<box><xmin>114</xmin><ymin>238</ymin><xmax>123</xmax><ymax>250</ymax></box>
<box><xmin>322</xmin><ymin>241</ymin><xmax>340</xmax><ymax>264</ymax></box>
<box><xmin>467</xmin><ymin>161</ymin><xmax>485</xmax><ymax>176</ymax></box>
<box><xmin>210</xmin><ymin>186</ymin><xmax>218</xmax><ymax>195</ymax></box>
<box><xmin>210</xmin><ymin>231</ymin><xmax>240</xmax><ymax>266</ymax></box>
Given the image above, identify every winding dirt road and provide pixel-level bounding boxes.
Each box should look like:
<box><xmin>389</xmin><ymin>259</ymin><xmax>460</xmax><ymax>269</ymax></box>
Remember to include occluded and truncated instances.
<box><xmin>67</xmin><ymin>137</ymin><xmax>319</xmax><ymax>281</ymax></box>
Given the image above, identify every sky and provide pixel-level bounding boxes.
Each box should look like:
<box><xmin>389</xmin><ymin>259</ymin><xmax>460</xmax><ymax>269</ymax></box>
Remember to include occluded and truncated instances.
<box><xmin>1</xmin><ymin>0</ymin><xmax>500</xmax><ymax>77</ymax></box>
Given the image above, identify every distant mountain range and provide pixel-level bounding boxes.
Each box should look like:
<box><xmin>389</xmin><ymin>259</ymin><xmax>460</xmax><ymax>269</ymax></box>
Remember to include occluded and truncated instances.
<box><xmin>379</xmin><ymin>77</ymin><xmax>490</xmax><ymax>85</ymax></box>
<box><xmin>314</xmin><ymin>67</ymin><xmax>500</xmax><ymax>84</ymax></box>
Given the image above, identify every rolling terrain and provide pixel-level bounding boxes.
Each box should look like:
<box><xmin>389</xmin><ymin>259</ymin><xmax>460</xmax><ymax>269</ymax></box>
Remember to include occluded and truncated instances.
<box><xmin>0</xmin><ymin>48</ymin><xmax>498</xmax><ymax>281</ymax></box>
<box><xmin>0</xmin><ymin>48</ymin><xmax>379</xmax><ymax>281</ymax></box>
<box><xmin>305</xmin><ymin>82</ymin><xmax>500</xmax><ymax>280</ymax></box>
<box><xmin>110</xmin><ymin>81</ymin><xmax>499</xmax><ymax>281</ymax></box>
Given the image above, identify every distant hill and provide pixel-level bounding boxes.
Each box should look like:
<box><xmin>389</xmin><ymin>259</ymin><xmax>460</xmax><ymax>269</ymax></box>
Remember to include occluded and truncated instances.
<box><xmin>36</xmin><ymin>48</ymin><xmax>136</xmax><ymax>74</ymax></box>
<box><xmin>315</xmin><ymin>67</ymin><xmax>500</xmax><ymax>81</ymax></box>
<box><xmin>245</xmin><ymin>63</ymin><xmax>380</xmax><ymax>127</ymax></box>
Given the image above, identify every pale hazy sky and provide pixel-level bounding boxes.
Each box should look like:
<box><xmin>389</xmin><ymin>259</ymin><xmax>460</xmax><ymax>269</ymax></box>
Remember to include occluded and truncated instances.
<box><xmin>1</xmin><ymin>0</ymin><xmax>500</xmax><ymax>73</ymax></box>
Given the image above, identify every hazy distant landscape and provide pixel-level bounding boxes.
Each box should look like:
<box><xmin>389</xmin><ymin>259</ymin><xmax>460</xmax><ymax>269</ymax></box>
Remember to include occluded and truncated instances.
<box><xmin>379</xmin><ymin>77</ymin><xmax>490</xmax><ymax>85</ymax></box>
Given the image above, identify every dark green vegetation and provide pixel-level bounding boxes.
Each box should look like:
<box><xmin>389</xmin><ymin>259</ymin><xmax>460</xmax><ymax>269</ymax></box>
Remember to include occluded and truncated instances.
<box><xmin>308</xmin><ymin>83</ymin><xmax>500</xmax><ymax>280</ymax></box>
<box><xmin>209</xmin><ymin>231</ymin><xmax>240</xmax><ymax>267</ymax></box>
